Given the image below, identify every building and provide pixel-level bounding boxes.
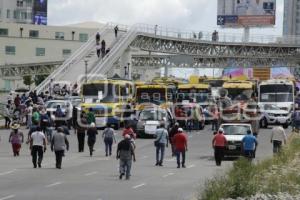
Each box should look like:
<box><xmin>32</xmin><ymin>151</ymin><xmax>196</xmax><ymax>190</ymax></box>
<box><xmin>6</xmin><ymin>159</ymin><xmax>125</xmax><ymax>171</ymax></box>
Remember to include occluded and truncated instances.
<box><xmin>283</xmin><ymin>0</ymin><xmax>300</xmax><ymax>36</ymax></box>
<box><xmin>0</xmin><ymin>0</ymin><xmax>47</xmax><ymax>25</ymax></box>
<box><xmin>0</xmin><ymin>21</ymin><xmax>99</xmax><ymax>90</ymax></box>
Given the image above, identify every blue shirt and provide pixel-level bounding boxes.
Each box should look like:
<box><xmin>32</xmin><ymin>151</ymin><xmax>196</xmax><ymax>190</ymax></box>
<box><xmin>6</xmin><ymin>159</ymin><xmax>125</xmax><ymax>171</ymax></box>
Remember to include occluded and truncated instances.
<box><xmin>242</xmin><ymin>134</ymin><xmax>257</xmax><ymax>151</ymax></box>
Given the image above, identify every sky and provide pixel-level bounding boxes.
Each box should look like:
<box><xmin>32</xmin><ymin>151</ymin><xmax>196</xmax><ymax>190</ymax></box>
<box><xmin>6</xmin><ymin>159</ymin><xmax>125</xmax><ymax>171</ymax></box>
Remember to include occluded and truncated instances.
<box><xmin>48</xmin><ymin>0</ymin><xmax>284</xmax><ymax>37</ymax></box>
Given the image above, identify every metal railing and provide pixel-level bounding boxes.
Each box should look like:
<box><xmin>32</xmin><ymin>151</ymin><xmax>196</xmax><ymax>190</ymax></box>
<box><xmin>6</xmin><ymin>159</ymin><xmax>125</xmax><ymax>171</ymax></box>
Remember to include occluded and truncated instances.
<box><xmin>35</xmin><ymin>24</ymin><xmax>109</xmax><ymax>93</ymax></box>
<box><xmin>133</xmin><ymin>23</ymin><xmax>300</xmax><ymax>46</ymax></box>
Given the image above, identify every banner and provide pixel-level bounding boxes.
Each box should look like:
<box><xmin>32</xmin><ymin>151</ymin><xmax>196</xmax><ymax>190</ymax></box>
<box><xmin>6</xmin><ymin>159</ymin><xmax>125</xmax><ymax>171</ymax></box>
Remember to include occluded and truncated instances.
<box><xmin>32</xmin><ymin>0</ymin><xmax>47</xmax><ymax>25</ymax></box>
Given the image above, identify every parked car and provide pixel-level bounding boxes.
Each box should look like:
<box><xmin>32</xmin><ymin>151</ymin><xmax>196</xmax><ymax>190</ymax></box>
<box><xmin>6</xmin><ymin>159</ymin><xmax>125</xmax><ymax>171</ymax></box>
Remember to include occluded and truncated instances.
<box><xmin>219</xmin><ymin>123</ymin><xmax>253</xmax><ymax>157</ymax></box>
<box><xmin>135</xmin><ymin>107</ymin><xmax>175</xmax><ymax>138</ymax></box>
<box><xmin>259</xmin><ymin>104</ymin><xmax>291</xmax><ymax>129</ymax></box>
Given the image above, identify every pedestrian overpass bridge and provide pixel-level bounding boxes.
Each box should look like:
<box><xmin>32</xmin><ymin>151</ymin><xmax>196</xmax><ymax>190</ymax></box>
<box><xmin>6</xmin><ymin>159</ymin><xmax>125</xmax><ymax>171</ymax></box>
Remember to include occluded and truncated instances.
<box><xmin>6</xmin><ymin>23</ymin><xmax>299</xmax><ymax>94</ymax></box>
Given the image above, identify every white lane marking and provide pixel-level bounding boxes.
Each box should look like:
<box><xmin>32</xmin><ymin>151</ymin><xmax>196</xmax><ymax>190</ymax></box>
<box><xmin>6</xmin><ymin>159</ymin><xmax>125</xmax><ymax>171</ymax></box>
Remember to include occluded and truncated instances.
<box><xmin>162</xmin><ymin>172</ymin><xmax>175</xmax><ymax>178</ymax></box>
<box><xmin>132</xmin><ymin>183</ymin><xmax>146</xmax><ymax>189</ymax></box>
<box><xmin>187</xmin><ymin>164</ymin><xmax>196</xmax><ymax>169</ymax></box>
<box><xmin>45</xmin><ymin>182</ymin><xmax>62</xmax><ymax>188</ymax></box>
<box><xmin>0</xmin><ymin>169</ymin><xmax>16</xmax><ymax>176</ymax></box>
<box><xmin>85</xmin><ymin>171</ymin><xmax>98</xmax><ymax>176</ymax></box>
<box><xmin>140</xmin><ymin>156</ymin><xmax>148</xmax><ymax>159</ymax></box>
<box><xmin>0</xmin><ymin>195</ymin><xmax>15</xmax><ymax>200</ymax></box>
<box><xmin>188</xmin><ymin>135</ymin><xmax>193</xmax><ymax>138</ymax></box>
<box><xmin>165</xmin><ymin>158</ymin><xmax>176</xmax><ymax>162</ymax></box>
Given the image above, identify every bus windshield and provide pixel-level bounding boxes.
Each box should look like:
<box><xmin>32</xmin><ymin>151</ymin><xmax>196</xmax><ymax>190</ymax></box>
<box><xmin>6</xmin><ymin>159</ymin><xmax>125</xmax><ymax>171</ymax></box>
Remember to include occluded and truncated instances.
<box><xmin>259</xmin><ymin>84</ymin><xmax>293</xmax><ymax>103</ymax></box>
<box><xmin>82</xmin><ymin>83</ymin><xmax>118</xmax><ymax>103</ymax></box>
<box><xmin>136</xmin><ymin>88</ymin><xmax>166</xmax><ymax>105</ymax></box>
<box><xmin>177</xmin><ymin>89</ymin><xmax>209</xmax><ymax>103</ymax></box>
<box><xmin>226</xmin><ymin>88</ymin><xmax>253</xmax><ymax>101</ymax></box>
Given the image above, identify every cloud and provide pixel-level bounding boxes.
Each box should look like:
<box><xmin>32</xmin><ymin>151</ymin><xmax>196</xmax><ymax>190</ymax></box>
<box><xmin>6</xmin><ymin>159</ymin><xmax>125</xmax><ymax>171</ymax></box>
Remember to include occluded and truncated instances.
<box><xmin>48</xmin><ymin>0</ymin><xmax>283</xmax><ymax>35</ymax></box>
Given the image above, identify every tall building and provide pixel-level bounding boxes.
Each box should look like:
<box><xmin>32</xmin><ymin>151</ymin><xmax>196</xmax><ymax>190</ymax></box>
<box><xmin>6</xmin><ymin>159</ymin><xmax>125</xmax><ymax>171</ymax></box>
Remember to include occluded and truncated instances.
<box><xmin>283</xmin><ymin>0</ymin><xmax>300</xmax><ymax>36</ymax></box>
<box><xmin>0</xmin><ymin>0</ymin><xmax>47</xmax><ymax>25</ymax></box>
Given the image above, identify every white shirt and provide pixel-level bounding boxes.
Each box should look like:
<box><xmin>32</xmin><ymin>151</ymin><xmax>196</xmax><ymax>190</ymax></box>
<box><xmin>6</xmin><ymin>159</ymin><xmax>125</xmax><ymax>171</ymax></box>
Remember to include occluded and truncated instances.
<box><xmin>27</xmin><ymin>106</ymin><xmax>33</xmax><ymax>116</ymax></box>
<box><xmin>271</xmin><ymin>126</ymin><xmax>287</xmax><ymax>143</ymax></box>
<box><xmin>31</xmin><ymin>131</ymin><xmax>45</xmax><ymax>146</ymax></box>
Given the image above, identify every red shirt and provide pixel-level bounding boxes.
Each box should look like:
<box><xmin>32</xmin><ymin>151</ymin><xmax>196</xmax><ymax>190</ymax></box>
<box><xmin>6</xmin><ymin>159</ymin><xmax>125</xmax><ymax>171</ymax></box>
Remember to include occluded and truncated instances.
<box><xmin>173</xmin><ymin>132</ymin><xmax>188</xmax><ymax>151</ymax></box>
<box><xmin>122</xmin><ymin>128</ymin><xmax>136</xmax><ymax>139</ymax></box>
<box><xmin>213</xmin><ymin>133</ymin><xmax>227</xmax><ymax>147</ymax></box>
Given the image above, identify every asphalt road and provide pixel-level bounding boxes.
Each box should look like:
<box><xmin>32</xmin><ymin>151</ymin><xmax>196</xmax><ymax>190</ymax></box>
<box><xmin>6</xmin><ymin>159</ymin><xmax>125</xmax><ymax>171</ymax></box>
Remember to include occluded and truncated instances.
<box><xmin>0</xmin><ymin>125</ymin><xmax>291</xmax><ymax>200</ymax></box>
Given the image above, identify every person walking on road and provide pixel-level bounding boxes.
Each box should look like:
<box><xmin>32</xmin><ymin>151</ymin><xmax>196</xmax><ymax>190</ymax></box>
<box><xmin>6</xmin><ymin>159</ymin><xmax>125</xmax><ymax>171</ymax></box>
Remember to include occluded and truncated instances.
<box><xmin>9</xmin><ymin>123</ymin><xmax>24</xmax><ymax>156</ymax></box>
<box><xmin>102</xmin><ymin>124</ymin><xmax>116</xmax><ymax>156</ymax></box>
<box><xmin>212</xmin><ymin>128</ymin><xmax>227</xmax><ymax>166</ymax></box>
<box><xmin>87</xmin><ymin>123</ymin><xmax>98</xmax><ymax>156</ymax></box>
<box><xmin>4</xmin><ymin>105</ymin><xmax>11</xmax><ymax>129</ymax></box>
<box><xmin>30</xmin><ymin>127</ymin><xmax>47</xmax><ymax>168</ymax></box>
<box><xmin>173</xmin><ymin>128</ymin><xmax>188</xmax><ymax>168</ymax></box>
<box><xmin>271</xmin><ymin>125</ymin><xmax>287</xmax><ymax>154</ymax></box>
<box><xmin>87</xmin><ymin>108</ymin><xmax>95</xmax><ymax>125</ymax></box>
<box><xmin>169</xmin><ymin>123</ymin><xmax>179</xmax><ymax>156</ymax></box>
<box><xmin>242</xmin><ymin>130</ymin><xmax>258</xmax><ymax>160</ymax></box>
<box><xmin>154</xmin><ymin>124</ymin><xmax>168</xmax><ymax>166</ymax></box>
<box><xmin>51</xmin><ymin>127</ymin><xmax>69</xmax><ymax>169</ymax></box>
<box><xmin>116</xmin><ymin>134</ymin><xmax>136</xmax><ymax>180</ymax></box>
<box><xmin>114</xmin><ymin>25</ymin><xmax>119</xmax><ymax>38</ymax></box>
<box><xmin>76</xmin><ymin>114</ymin><xmax>87</xmax><ymax>152</ymax></box>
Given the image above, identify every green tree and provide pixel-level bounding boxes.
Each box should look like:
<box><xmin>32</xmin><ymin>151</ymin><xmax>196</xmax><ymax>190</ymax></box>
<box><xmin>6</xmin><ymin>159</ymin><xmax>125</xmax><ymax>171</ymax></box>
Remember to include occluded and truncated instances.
<box><xmin>34</xmin><ymin>75</ymin><xmax>49</xmax><ymax>86</ymax></box>
<box><xmin>23</xmin><ymin>75</ymin><xmax>34</xmax><ymax>90</ymax></box>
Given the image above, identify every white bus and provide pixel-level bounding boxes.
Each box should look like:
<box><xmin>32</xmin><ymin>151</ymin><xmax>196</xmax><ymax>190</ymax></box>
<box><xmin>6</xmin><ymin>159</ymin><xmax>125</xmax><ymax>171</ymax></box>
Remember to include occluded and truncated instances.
<box><xmin>258</xmin><ymin>79</ymin><xmax>295</xmax><ymax>112</ymax></box>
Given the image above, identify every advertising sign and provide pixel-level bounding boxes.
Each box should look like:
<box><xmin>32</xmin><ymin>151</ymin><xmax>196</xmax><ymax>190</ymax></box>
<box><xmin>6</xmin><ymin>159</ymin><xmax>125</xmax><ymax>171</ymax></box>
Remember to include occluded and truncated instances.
<box><xmin>32</xmin><ymin>0</ymin><xmax>47</xmax><ymax>25</ymax></box>
<box><xmin>217</xmin><ymin>0</ymin><xmax>276</xmax><ymax>27</ymax></box>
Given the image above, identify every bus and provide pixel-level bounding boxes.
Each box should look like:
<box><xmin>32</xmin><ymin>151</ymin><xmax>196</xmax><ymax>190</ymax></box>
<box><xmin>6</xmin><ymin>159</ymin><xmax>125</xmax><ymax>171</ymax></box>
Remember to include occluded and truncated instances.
<box><xmin>222</xmin><ymin>80</ymin><xmax>255</xmax><ymax>103</ymax></box>
<box><xmin>258</xmin><ymin>79</ymin><xmax>295</xmax><ymax>112</ymax></box>
<box><xmin>135</xmin><ymin>84</ymin><xmax>177</xmax><ymax>111</ymax></box>
<box><xmin>80</xmin><ymin>79</ymin><xmax>134</xmax><ymax>129</ymax></box>
<box><xmin>177</xmin><ymin>83</ymin><xmax>211</xmax><ymax>107</ymax></box>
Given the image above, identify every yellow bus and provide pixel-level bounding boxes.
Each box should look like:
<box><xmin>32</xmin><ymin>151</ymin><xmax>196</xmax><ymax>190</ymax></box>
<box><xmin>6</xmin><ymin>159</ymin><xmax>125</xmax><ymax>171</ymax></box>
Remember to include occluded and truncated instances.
<box><xmin>222</xmin><ymin>80</ymin><xmax>255</xmax><ymax>102</ymax></box>
<box><xmin>177</xmin><ymin>83</ymin><xmax>211</xmax><ymax>106</ymax></box>
<box><xmin>135</xmin><ymin>84</ymin><xmax>176</xmax><ymax>111</ymax></box>
<box><xmin>80</xmin><ymin>79</ymin><xmax>134</xmax><ymax>129</ymax></box>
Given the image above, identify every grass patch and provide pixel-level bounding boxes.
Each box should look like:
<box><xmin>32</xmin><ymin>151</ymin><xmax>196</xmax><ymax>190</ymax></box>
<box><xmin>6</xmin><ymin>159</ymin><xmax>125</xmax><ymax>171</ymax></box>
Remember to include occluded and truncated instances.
<box><xmin>199</xmin><ymin>134</ymin><xmax>300</xmax><ymax>200</ymax></box>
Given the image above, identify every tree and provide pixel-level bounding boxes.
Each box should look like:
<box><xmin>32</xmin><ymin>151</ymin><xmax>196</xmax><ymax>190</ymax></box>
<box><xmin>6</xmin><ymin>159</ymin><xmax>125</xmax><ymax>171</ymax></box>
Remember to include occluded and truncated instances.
<box><xmin>34</xmin><ymin>74</ymin><xmax>49</xmax><ymax>86</ymax></box>
<box><xmin>23</xmin><ymin>75</ymin><xmax>34</xmax><ymax>90</ymax></box>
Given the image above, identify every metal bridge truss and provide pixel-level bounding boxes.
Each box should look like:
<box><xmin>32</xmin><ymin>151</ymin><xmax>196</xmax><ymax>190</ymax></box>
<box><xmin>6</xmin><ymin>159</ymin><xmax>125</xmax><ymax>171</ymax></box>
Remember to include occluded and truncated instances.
<box><xmin>0</xmin><ymin>61</ymin><xmax>62</xmax><ymax>78</ymax></box>
<box><xmin>130</xmin><ymin>34</ymin><xmax>300</xmax><ymax>68</ymax></box>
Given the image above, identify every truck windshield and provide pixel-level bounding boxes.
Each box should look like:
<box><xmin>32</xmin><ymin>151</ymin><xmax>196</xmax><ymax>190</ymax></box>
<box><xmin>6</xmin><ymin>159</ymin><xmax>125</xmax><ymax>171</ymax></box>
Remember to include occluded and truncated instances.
<box><xmin>177</xmin><ymin>89</ymin><xmax>209</xmax><ymax>103</ymax></box>
<box><xmin>222</xmin><ymin>125</ymin><xmax>251</xmax><ymax>135</ymax></box>
<box><xmin>259</xmin><ymin>84</ymin><xmax>293</xmax><ymax>103</ymax></box>
<box><xmin>226</xmin><ymin>88</ymin><xmax>253</xmax><ymax>101</ymax></box>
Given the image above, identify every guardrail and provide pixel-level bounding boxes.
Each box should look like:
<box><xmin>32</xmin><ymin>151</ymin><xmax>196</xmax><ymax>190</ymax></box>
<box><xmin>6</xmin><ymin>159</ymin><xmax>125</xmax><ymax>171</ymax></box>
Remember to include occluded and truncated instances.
<box><xmin>35</xmin><ymin>24</ymin><xmax>110</xmax><ymax>94</ymax></box>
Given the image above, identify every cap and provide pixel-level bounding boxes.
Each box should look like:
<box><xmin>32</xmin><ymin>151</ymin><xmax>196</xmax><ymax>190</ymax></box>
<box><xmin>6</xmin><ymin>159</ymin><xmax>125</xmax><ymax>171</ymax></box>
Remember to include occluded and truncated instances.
<box><xmin>124</xmin><ymin>134</ymin><xmax>131</xmax><ymax>139</ymax></box>
<box><xmin>218</xmin><ymin>128</ymin><xmax>224</xmax><ymax>133</ymax></box>
<box><xmin>11</xmin><ymin>123</ymin><xmax>20</xmax><ymax>130</ymax></box>
<box><xmin>90</xmin><ymin>122</ymin><xmax>96</xmax><ymax>127</ymax></box>
<box><xmin>178</xmin><ymin>128</ymin><xmax>183</xmax><ymax>132</ymax></box>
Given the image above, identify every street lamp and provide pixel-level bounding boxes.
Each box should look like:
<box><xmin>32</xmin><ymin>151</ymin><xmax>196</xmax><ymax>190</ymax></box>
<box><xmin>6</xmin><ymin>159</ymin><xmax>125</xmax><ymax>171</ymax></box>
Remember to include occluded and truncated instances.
<box><xmin>20</xmin><ymin>27</ymin><xmax>23</xmax><ymax>37</ymax></box>
<box><xmin>84</xmin><ymin>59</ymin><xmax>88</xmax><ymax>83</ymax></box>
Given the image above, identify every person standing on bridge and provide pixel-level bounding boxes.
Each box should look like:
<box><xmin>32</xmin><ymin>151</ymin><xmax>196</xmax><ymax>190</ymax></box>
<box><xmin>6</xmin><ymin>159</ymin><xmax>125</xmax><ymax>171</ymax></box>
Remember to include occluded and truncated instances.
<box><xmin>212</xmin><ymin>128</ymin><xmax>227</xmax><ymax>166</ymax></box>
<box><xmin>51</xmin><ymin>127</ymin><xmax>69</xmax><ymax>169</ymax></box>
<box><xmin>116</xmin><ymin>134</ymin><xmax>136</xmax><ymax>180</ymax></box>
<box><xmin>101</xmin><ymin>40</ymin><xmax>106</xmax><ymax>58</ymax></box>
<box><xmin>114</xmin><ymin>25</ymin><xmax>119</xmax><ymax>38</ymax></box>
<box><xmin>96</xmin><ymin>42</ymin><xmax>101</xmax><ymax>58</ymax></box>
<box><xmin>95</xmin><ymin>32</ymin><xmax>100</xmax><ymax>44</ymax></box>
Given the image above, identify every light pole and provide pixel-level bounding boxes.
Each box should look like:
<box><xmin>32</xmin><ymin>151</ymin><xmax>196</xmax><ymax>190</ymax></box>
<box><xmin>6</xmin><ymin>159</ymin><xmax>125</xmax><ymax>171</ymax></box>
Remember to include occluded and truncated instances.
<box><xmin>127</xmin><ymin>62</ymin><xmax>130</xmax><ymax>79</ymax></box>
<box><xmin>84</xmin><ymin>60</ymin><xmax>88</xmax><ymax>83</ymax></box>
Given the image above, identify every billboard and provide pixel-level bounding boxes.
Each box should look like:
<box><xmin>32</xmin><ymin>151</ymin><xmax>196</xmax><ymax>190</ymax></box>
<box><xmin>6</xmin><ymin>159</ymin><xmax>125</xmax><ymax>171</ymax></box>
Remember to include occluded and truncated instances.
<box><xmin>32</xmin><ymin>0</ymin><xmax>47</xmax><ymax>25</ymax></box>
<box><xmin>217</xmin><ymin>0</ymin><xmax>276</xmax><ymax>27</ymax></box>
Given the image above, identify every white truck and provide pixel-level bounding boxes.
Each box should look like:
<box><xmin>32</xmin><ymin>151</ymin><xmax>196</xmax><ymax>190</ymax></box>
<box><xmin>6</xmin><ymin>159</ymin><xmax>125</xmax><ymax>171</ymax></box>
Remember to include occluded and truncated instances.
<box><xmin>258</xmin><ymin>79</ymin><xmax>295</xmax><ymax>112</ymax></box>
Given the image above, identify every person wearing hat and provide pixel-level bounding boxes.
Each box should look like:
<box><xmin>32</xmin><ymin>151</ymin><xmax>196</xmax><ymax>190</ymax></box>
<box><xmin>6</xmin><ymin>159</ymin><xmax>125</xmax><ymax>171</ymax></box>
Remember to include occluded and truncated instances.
<box><xmin>212</xmin><ymin>128</ymin><xmax>227</xmax><ymax>166</ymax></box>
<box><xmin>87</xmin><ymin>122</ymin><xmax>98</xmax><ymax>157</ymax></box>
<box><xmin>9</xmin><ymin>123</ymin><xmax>24</xmax><ymax>156</ymax></box>
<box><xmin>116</xmin><ymin>134</ymin><xmax>136</xmax><ymax>180</ymax></box>
<box><xmin>173</xmin><ymin>128</ymin><xmax>188</xmax><ymax>168</ymax></box>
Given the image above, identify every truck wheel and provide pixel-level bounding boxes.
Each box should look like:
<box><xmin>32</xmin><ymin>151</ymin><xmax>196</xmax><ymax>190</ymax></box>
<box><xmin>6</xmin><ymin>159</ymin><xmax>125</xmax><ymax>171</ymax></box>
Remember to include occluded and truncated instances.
<box><xmin>283</xmin><ymin>123</ymin><xmax>289</xmax><ymax>129</ymax></box>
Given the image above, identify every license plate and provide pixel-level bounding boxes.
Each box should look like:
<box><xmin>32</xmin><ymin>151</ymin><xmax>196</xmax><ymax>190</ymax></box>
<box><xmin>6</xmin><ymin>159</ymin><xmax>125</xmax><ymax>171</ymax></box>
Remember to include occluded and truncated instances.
<box><xmin>145</xmin><ymin>125</ymin><xmax>157</xmax><ymax>134</ymax></box>
<box><xmin>96</xmin><ymin>117</ymin><xmax>107</xmax><ymax>127</ymax></box>
<box><xmin>228</xmin><ymin>145</ymin><xmax>236</xmax><ymax>150</ymax></box>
